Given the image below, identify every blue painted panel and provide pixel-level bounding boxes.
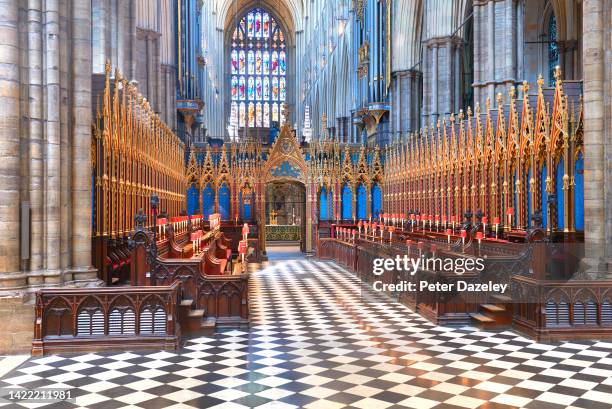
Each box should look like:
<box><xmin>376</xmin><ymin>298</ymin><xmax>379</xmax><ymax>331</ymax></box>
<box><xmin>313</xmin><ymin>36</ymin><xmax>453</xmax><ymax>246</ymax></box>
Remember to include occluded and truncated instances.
<box><xmin>574</xmin><ymin>154</ymin><xmax>584</xmax><ymax>231</ymax></box>
<box><xmin>187</xmin><ymin>184</ymin><xmax>199</xmax><ymax>215</ymax></box>
<box><xmin>271</xmin><ymin>161</ymin><xmax>301</xmax><ymax>178</ymax></box>
<box><xmin>341</xmin><ymin>184</ymin><xmax>353</xmax><ymax>220</ymax></box>
<box><xmin>219</xmin><ymin>183</ymin><xmax>231</xmax><ymax>220</ymax></box>
<box><xmin>241</xmin><ymin>191</ymin><xmax>252</xmax><ymax>221</ymax></box>
<box><xmin>556</xmin><ymin>158</ymin><xmax>565</xmax><ymax>230</ymax></box>
<box><xmin>371</xmin><ymin>184</ymin><xmax>382</xmax><ymax>217</ymax></box>
<box><xmin>202</xmin><ymin>184</ymin><xmax>215</xmax><ymax>218</ymax></box>
<box><xmin>328</xmin><ymin>190</ymin><xmax>333</xmax><ymax>220</ymax></box>
<box><xmin>319</xmin><ymin>187</ymin><xmax>329</xmax><ymax>220</ymax></box>
<box><xmin>357</xmin><ymin>184</ymin><xmax>367</xmax><ymax>219</ymax></box>
<box><xmin>541</xmin><ymin>165</ymin><xmax>548</xmax><ymax>229</ymax></box>
<box><xmin>527</xmin><ymin>168</ymin><xmax>532</xmax><ymax>227</ymax></box>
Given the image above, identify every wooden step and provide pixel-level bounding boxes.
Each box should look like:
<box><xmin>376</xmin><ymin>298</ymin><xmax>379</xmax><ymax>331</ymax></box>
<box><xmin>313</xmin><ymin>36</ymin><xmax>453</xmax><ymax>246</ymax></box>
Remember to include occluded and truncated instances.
<box><xmin>481</xmin><ymin>304</ymin><xmax>506</xmax><ymax>313</ymax></box>
<box><xmin>490</xmin><ymin>294</ymin><xmax>512</xmax><ymax>304</ymax></box>
<box><xmin>470</xmin><ymin>313</ymin><xmax>496</xmax><ymax>324</ymax></box>
<box><xmin>188</xmin><ymin>309</ymin><xmax>205</xmax><ymax>319</ymax></box>
<box><xmin>199</xmin><ymin>318</ymin><xmax>216</xmax><ymax>336</ymax></box>
<box><xmin>180</xmin><ymin>298</ymin><xmax>194</xmax><ymax>308</ymax></box>
<box><xmin>181</xmin><ymin>309</ymin><xmax>206</xmax><ymax>333</ymax></box>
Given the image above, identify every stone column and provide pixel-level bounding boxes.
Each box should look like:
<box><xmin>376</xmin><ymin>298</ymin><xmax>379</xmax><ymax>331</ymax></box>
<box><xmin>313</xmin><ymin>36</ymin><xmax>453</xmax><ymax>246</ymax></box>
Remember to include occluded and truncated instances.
<box><xmin>44</xmin><ymin>0</ymin><xmax>61</xmax><ymax>279</ymax></box>
<box><xmin>423</xmin><ymin>38</ymin><xmax>462</xmax><ymax>121</ymax></box>
<box><xmin>0</xmin><ymin>0</ymin><xmax>23</xmax><ymax>288</ymax></box>
<box><xmin>28</xmin><ymin>0</ymin><xmax>44</xmax><ymax>276</ymax></box>
<box><xmin>70</xmin><ymin>0</ymin><xmax>96</xmax><ymax>281</ymax></box>
<box><xmin>581</xmin><ymin>0</ymin><xmax>609</xmax><ymax>273</ymax></box>
<box><xmin>432</xmin><ymin>45</ymin><xmax>439</xmax><ymax>119</ymax></box>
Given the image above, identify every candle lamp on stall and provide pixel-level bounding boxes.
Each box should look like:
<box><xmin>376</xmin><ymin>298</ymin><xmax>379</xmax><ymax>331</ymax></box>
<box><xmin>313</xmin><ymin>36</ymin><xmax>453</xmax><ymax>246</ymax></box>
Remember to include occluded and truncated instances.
<box><xmin>417</xmin><ymin>241</ymin><xmax>424</xmax><ymax>257</ymax></box>
<box><xmin>482</xmin><ymin>216</ymin><xmax>488</xmax><ymax>236</ymax></box>
<box><xmin>388</xmin><ymin>226</ymin><xmax>395</xmax><ymax>242</ymax></box>
<box><xmin>242</xmin><ymin>223</ymin><xmax>250</xmax><ymax>241</ymax></box>
<box><xmin>460</xmin><ymin>229</ymin><xmax>467</xmax><ymax>246</ymax></box>
<box><xmin>506</xmin><ymin>208</ymin><xmax>514</xmax><ymax>231</ymax></box>
<box><xmin>475</xmin><ymin>231</ymin><xmax>483</xmax><ymax>249</ymax></box>
<box><xmin>446</xmin><ymin>228</ymin><xmax>452</xmax><ymax>244</ymax></box>
<box><xmin>494</xmin><ymin>216</ymin><xmax>500</xmax><ymax>239</ymax></box>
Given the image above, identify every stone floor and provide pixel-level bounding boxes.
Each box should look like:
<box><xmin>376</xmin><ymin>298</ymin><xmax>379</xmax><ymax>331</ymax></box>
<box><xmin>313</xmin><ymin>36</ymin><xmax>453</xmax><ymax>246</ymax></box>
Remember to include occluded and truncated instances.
<box><xmin>1</xmin><ymin>247</ymin><xmax>612</xmax><ymax>408</ymax></box>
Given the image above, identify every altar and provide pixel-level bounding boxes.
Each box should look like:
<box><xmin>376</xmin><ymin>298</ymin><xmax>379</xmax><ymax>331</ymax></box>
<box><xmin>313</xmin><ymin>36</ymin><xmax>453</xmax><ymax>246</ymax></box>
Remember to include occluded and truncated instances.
<box><xmin>264</xmin><ymin>182</ymin><xmax>305</xmax><ymax>242</ymax></box>
<box><xmin>265</xmin><ymin>224</ymin><xmax>301</xmax><ymax>241</ymax></box>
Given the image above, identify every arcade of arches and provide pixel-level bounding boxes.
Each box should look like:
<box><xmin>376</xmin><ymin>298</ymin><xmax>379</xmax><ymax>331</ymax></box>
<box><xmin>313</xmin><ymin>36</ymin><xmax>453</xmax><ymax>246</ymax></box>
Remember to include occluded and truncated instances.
<box><xmin>0</xmin><ymin>1</ymin><xmax>612</xmax><ymax>406</ymax></box>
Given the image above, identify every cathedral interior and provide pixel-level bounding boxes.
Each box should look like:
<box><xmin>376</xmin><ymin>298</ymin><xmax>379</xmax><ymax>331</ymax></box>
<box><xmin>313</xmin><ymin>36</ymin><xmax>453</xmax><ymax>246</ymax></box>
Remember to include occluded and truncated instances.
<box><xmin>1</xmin><ymin>0</ymin><xmax>612</xmax><ymax>408</ymax></box>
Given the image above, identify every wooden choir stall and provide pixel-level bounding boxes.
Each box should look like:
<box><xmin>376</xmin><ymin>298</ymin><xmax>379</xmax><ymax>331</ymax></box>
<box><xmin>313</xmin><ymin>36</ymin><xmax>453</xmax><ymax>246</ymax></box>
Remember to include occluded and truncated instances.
<box><xmin>32</xmin><ymin>65</ymin><xmax>250</xmax><ymax>356</ymax></box>
<box><xmin>318</xmin><ymin>73</ymin><xmax>612</xmax><ymax>342</ymax></box>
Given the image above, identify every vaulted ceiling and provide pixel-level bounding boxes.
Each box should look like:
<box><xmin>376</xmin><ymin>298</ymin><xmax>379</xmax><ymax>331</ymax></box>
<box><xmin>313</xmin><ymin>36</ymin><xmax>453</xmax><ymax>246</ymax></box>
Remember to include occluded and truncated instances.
<box><xmin>215</xmin><ymin>0</ymin><xmax>303</xmax><ymax>32</ymax></box>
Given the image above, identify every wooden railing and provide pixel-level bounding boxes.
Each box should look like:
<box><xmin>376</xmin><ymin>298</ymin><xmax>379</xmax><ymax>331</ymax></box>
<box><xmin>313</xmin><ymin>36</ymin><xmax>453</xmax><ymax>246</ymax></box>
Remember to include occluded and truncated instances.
<box><xmin>512</xmin><ymin>275</ymin><xmax>612</xmax><ymax>341</ymax></box>
<box><xmin>319</xmin><ymin>237</ymin><xmax>532</xmax><ymax>325</ymax></box>
<box><xmin>130</xmin><ymin>223</ymin><xmax>249</xmax><ymax>327</ymax></box>
<box><xmin>151</xmin><ymin>254</ymin><xmax>249</xmax><ymax>327</ymax></box>
<box><xmin>32</xmin><ymin>282</ymin><xmax>182</xmax><ymax>356</ymax></box>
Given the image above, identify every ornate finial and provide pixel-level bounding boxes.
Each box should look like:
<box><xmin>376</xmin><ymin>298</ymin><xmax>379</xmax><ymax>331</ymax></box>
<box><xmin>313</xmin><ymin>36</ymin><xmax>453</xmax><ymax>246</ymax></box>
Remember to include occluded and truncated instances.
<box><xmin>105</xmin><ymin>60</ymin><xmax>112</xmax><ymax>74</ymax></box>
<box><xmin>537</xmin><ymin>74</ymin><xmax>544</xmax><ymax>90</ymax></box>
<box><xmin>522</xmin><ymin>80</ymin><xmax>529</xmax><ymax>96</ymax></box>
<box><xmin>554</xmin><ymin>65</ymin><xmax>562</xmax><ymax>82</ymax></box>
<box><xmin>450</xmin><ymin>113</ymin><xmax>455</xmax><ymax>123</ymax></box>
<box><xmin>467</xmin><ymin>106</ymin><xmax>473</xmax><ymax>118</ymax></box>
<box><xmin>509</xmin><ymin>87</ymin><xmax>516</xmax><ymax>100</ymax></box>
<box><xmin>458</xmin><ymin>109</ymin><xmax>464</xmax><ymax>121</ymax></box>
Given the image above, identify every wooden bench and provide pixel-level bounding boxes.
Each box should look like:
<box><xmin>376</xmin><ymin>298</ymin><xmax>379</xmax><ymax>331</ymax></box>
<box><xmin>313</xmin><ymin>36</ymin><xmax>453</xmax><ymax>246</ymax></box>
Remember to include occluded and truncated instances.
<box><xmin>32</xmin><ymin>282</ymin><xmax>182</xmax><ymax>356</ymax></box>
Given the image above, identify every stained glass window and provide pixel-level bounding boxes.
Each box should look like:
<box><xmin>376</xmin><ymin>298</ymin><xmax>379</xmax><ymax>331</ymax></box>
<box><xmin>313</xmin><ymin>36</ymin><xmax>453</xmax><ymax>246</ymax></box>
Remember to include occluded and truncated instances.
<box><xmin>231</xmin><ymin>8</ymin><xmax>287</xmax><ymax>128</ymax></box>
<box><xmin>548</xmin><ymin>13</ymin><xmax>559</xmax><ymax>86</ymax></box>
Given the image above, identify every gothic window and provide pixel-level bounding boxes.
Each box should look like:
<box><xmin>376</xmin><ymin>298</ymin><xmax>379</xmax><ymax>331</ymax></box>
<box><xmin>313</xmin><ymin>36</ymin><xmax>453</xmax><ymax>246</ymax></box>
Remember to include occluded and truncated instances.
<box><xmin>548</xmin><ymin>13</ymin><xmax>559</xmax><ymax>86</ymax></box>
<box><xmin>230</xmin><ymin>9</ymin><xmax>286</xmax><ymax>128</ymax></box>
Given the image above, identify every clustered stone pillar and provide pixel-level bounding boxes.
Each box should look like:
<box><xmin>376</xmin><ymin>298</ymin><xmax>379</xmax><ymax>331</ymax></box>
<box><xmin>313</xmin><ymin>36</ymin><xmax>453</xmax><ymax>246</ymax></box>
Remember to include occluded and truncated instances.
<box><xmin>392</xmin><ymin>70</ymin><xmax>422</xmax><ymax>135</ymax></box>
<box><xmin>472</xmin><ymin>0</ymin><xmax>520</xmax><ymax>109</ymax></box>
<box><xmin>0</xmin><ymin>2</ymin><xmax>95</xmax><ymax>291</ymax></box>
<box><xmin>71</xmin><ymin>0</ymin><xmax>97</xmax><ymax>282</ymax></box>
<box><xmin>582</xmin><ymin>0</ymin><xmax>611</xmax><ymax>274</ymax></box>
<box><xmin>422</xmin><ymin>37</ymin><xmax>463</xmax><ymax>123</ymax></box>
<box><xmin>336</xmin><ymin>117</ymin><xmax>350</xmax><ymax>143</ymax></box>
<box><xmin>0</xmin><ymin>0</ymin><xmax>22</xmax><ymax>288</ymax></box>
<box><xmin>28</xmin><ymin>0</ymin><xmax>44</xmax><ymax>277</ymax></box>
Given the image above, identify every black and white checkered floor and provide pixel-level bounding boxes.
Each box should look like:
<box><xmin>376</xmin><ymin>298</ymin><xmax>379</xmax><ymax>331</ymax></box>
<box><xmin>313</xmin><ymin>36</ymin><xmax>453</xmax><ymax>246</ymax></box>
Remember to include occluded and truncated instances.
<box><xmin>2</xmin><ymin>253</ymin><xmax>612</xmax><ymax>408</ymax></box>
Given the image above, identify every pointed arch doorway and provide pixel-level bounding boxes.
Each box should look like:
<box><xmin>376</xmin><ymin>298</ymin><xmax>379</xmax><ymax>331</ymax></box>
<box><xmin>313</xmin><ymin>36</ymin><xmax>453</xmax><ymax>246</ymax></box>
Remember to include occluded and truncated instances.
<box><xmin>265</xmin><ymin>181</ymin><xmax>307</xmax><ymax>252</ymax></box>
<box><xmin>258</xmin><ymin>120</ymin><xmax>311</xmax><ymax>257</ymax></box>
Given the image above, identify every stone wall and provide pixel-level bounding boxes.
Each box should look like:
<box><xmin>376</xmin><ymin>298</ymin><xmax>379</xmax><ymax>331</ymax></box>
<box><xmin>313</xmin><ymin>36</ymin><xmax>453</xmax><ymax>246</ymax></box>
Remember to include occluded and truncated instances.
<box><xmin>0</xmin><ymin>297</ymin><xmax>34</xmax><ymax>354</ymax></box>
